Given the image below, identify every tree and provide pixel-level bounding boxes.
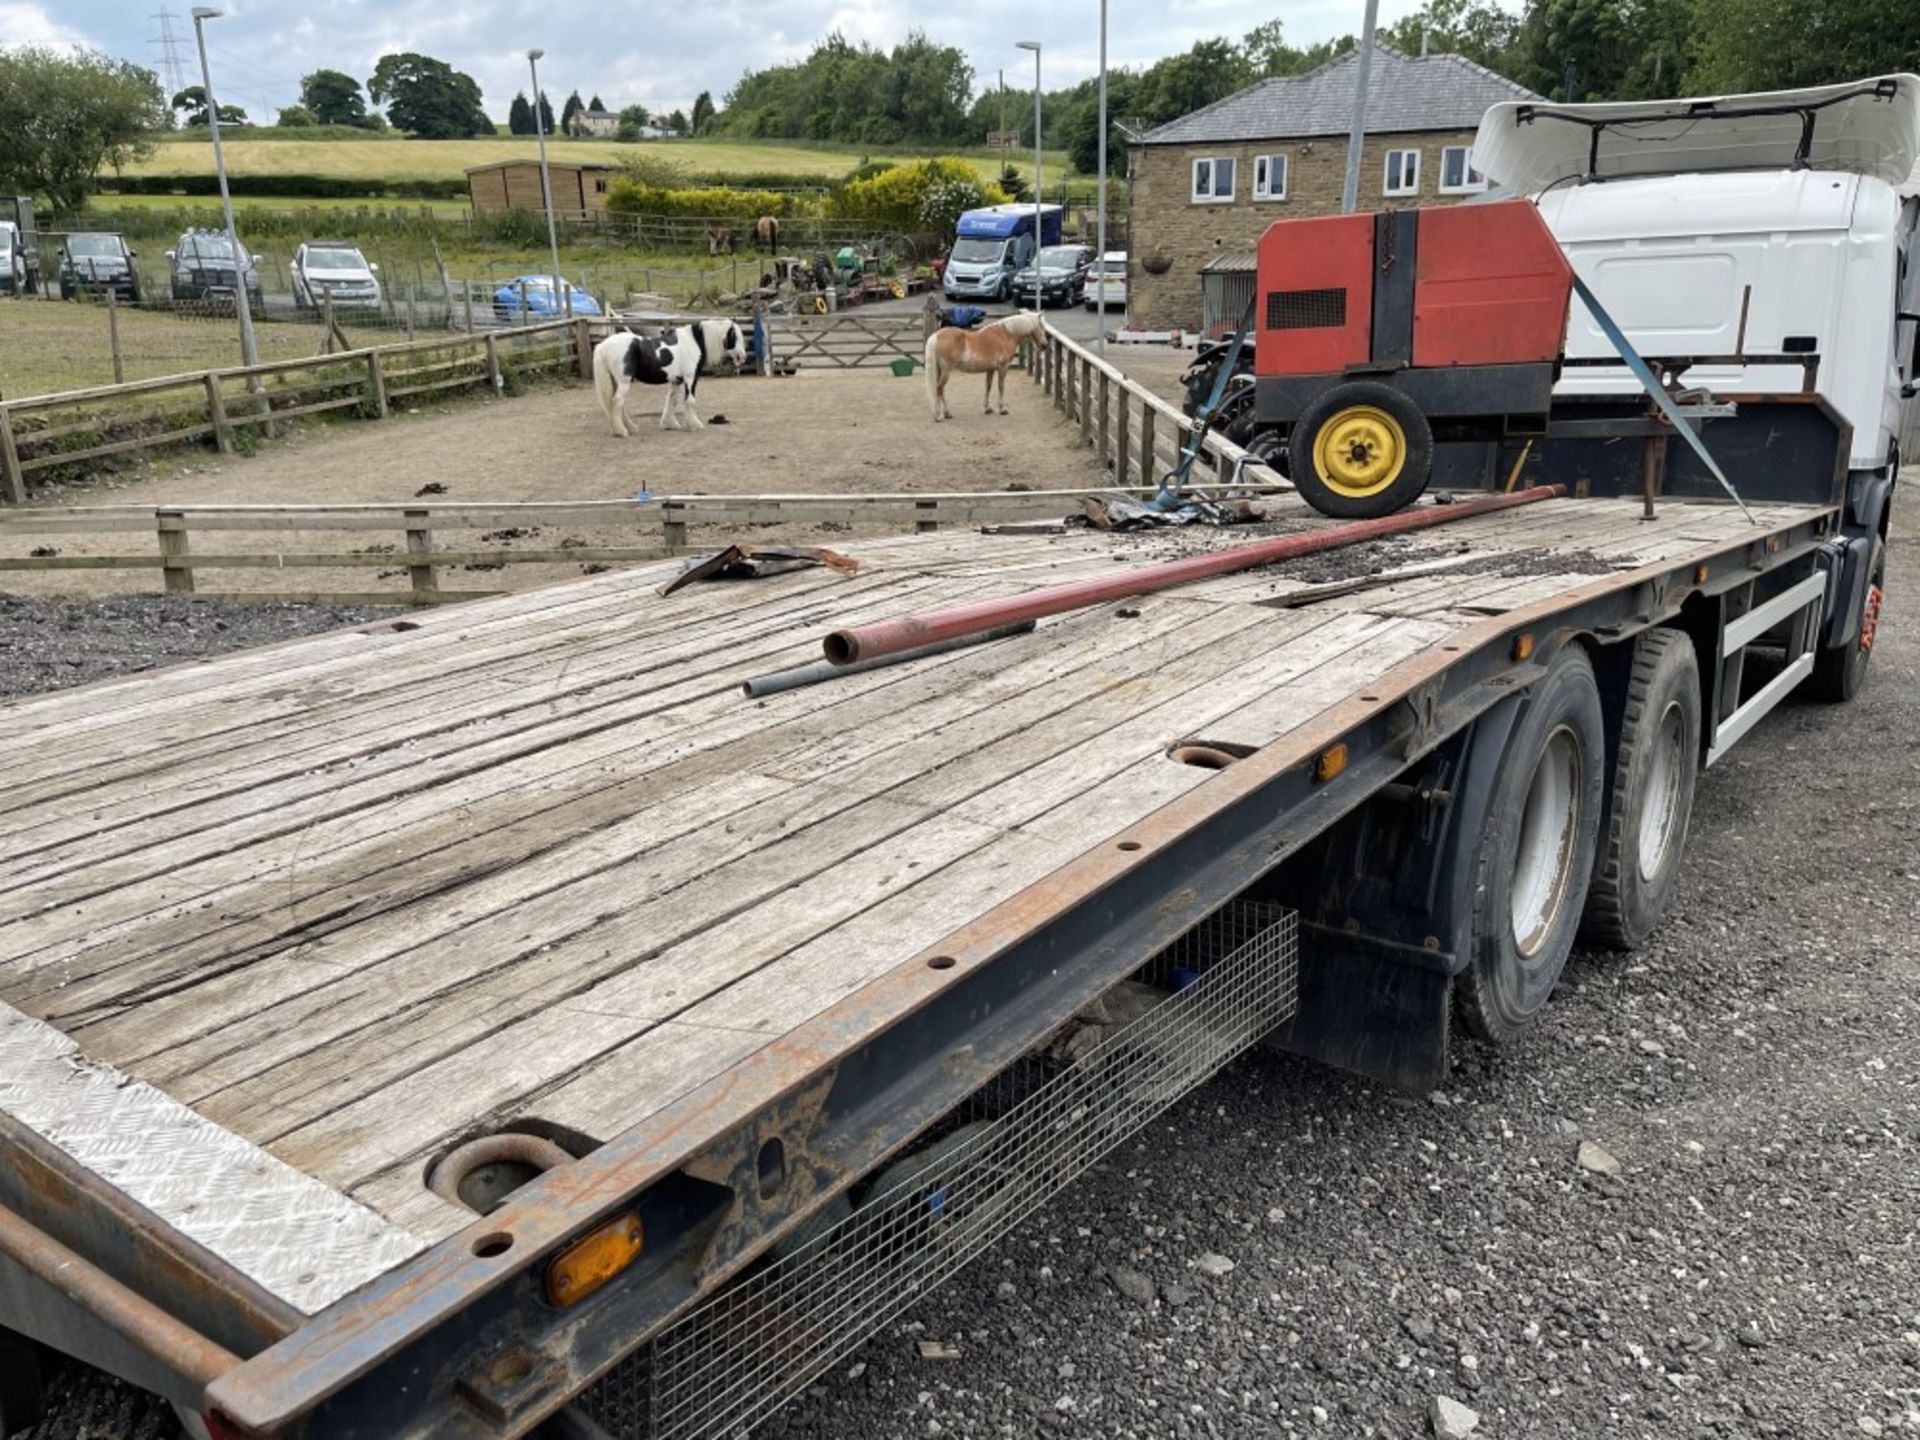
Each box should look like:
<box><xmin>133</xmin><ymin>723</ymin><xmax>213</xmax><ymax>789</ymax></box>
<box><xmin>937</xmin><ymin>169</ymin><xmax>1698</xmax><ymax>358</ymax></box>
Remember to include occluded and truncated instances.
<box><xmin>589</xmin><ymin>94</ymin><xmax>606</xmax><ymax>111</ymax></box>
<box><xmin>1136</xmin><ymin>39</ymin><xmax>1253</xmax><ymax>124</ymax></box>
<box><xmin>691</xmin><ymin>89</ymin><xmax>715</xmax><ymax>134</ymax></box>
<box><xmin>170</xmin><ymin>85</ymin><xmax>246</xmax><ymax>127</ymax></box>
<box><xmin>0</xmin><ymin>47</ymin><xmax>164</xmax><ymax>212</ymax></box>
<box><xmin>1383</xmin><ymin>0</ymin><xmax>1522</xmax><ymax>73</ymax></box>
<box><xmin>616</xmin><ymin>103</ymin><xmax>651</xmax><ymax>140</ymax></box>
<box><xmin>560</xmin><ymin>90</ymin><xmax>585</xmax><ymax>132</ymax></box>
<box><xmin>366</xmin><ymin>52</ymin><xmax>491</xmax><ymax>138</ymax></box>
<box><xmin>508</xmin><ymin>91</ymin><xmax>534</xmax><ymax>135</ymax></box>
<box><xmin>665</xmin><ymin>108</ymin><xmax>689</xmax><ymax>136</ymax></box>
<box><xmin>276</xmin><ymin>104</ymin><xmax>316</xmax><ymax>127</ymax></box>
<box><xmin>1686</xmin><ymin>0</ymin><xmax>1913</xmax><ymax>92</ymax></box>
<box><xmin>299</xmin><ymin>68</ymin><xmax>367</xmax><ymax>126</ymax></box>
<box><xmin>538</xmin><ymin>90</ymin><xmax>555</xmax><ymax>134</ymax></box>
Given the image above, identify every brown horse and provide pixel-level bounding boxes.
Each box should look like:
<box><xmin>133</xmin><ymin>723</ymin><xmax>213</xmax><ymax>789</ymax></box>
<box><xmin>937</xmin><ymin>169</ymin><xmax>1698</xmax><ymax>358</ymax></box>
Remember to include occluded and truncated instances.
<box><xmin>754</xmin><ymin>215</ymin><xmax>781</xmax><ymax>251</ymax></box>
<box><xmin>707</xmin><ymin>226</ymin><xmax>735</xmax><ymax>255</ymax></box>
<box><xmin>925</xmin><ymin>310</ymin><xmax>1045</xmax><ymax>421</ymax></box>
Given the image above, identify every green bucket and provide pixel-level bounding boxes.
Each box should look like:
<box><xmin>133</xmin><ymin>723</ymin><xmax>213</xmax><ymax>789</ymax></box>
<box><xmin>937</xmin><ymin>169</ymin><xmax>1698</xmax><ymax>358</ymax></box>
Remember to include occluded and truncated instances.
<box><xmin>889</xmin><ymin>357</ymin><xmax>918</xmax><ymax>377</ymax></box>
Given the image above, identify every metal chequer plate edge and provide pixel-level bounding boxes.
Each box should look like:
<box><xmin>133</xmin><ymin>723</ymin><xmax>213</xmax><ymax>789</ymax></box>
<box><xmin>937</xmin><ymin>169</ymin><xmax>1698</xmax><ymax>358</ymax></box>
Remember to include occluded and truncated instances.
<box><xmin>0</xmin><ymin>1001</ymin><xmax>428</xmax><ymax>1316</ymax></box>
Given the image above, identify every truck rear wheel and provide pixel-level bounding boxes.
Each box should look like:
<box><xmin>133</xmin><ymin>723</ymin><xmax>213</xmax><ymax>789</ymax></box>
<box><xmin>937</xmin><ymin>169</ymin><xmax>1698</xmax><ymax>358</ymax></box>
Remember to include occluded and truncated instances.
<box><xmin>1457</xmin><ymin>647</ymin><xmax>1605</xmax><ymax>1044</ymax></box>
<box><xmin>1289</xmin><ymin>382</ymin><xmax>1433</xmax><ymax>520</ymax></box>
<box><xmin>1582</xmin><ymin>629</ymin><xmax>1701</xmax><ymax>950</ymax></box>
<box><xmin>1807</xmin><ymin>534</ymin><xmax>1885</xmax><ymax>702</ymax></box>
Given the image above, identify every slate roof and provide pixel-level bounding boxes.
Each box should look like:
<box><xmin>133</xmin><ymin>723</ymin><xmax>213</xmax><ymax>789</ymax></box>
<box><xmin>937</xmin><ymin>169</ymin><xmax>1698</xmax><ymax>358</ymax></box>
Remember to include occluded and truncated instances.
<box><xmin>1138</xmin><ymin>45</ymin><xmax>1541</xmax><ymax>147</ymax></box>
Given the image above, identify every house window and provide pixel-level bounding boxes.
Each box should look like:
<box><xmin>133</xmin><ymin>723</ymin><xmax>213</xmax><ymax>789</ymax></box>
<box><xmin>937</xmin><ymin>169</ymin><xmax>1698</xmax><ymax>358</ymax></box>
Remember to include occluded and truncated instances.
<box><xmin>1383</xmin><ymin>149</ymin><xmax>1421</xmax><ymax>197</ymax></box>
<box><xmin>1439</xmin><ymin>146</ymin><xmax>1487</xmax><ymax>194</ymax></box>
<box><xmin>1191</xmin><ymin>156</ymin><xmax>1235</xmax><ymax>203</ymax></box>
<box><xmin>595</xmin><ymin>178</ymin><xmax>608</xmax><ymax>193</ymax></box>
<box><xmin>1253</xmin><ymin>154</ymin><xmax>1288</xmax><ymax>201</ymax></box>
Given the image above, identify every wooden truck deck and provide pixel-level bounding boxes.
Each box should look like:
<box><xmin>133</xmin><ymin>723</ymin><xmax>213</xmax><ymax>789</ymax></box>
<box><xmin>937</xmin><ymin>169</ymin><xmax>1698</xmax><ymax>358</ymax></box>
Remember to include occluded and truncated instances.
<box><xmin>0</xmin><ymin>494</ymin><xmax>1823</xmax><ymax>1320</ymax></box>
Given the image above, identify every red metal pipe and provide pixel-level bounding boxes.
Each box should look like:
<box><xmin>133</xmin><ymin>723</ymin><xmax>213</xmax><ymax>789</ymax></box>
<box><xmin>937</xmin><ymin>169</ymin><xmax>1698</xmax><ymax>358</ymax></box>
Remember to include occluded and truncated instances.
<box><xmin>825</xmin><ymin>485</ymin><xmax>1567</xmax><ymax>665</ymax></box>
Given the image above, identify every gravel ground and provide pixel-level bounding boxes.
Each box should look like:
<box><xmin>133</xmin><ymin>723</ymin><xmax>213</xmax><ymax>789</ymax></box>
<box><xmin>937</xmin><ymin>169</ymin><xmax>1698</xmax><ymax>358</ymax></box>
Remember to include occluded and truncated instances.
<box><xmin>0</xmin><ymin>593</ymin><xmax>388</xmax><ymax>701</ymax></box>
<box><xmin>756</xmin><ymin>539</ymin><xmax>1920</xmax><ymax>1440</ymax></box>
<box><xmin>9</xmin><ymin>550</ymin><xmax>1913</xmax><ymax>1440</ymax></box>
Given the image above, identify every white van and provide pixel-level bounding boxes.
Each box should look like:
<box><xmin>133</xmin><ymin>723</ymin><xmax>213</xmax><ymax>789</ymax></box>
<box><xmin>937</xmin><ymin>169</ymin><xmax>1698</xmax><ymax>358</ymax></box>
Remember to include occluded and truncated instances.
<box><xmin>0</xmin><ymin>221</ymin><xmax>23</xmax><ymax>296</ymax></box>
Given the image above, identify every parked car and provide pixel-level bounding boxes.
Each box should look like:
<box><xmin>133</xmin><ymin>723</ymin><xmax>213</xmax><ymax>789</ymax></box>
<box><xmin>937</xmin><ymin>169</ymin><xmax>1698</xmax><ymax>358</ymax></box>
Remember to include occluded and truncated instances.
<box><xmin>0</xmin><ymin>197</ymin><xmax>37</xmax><ymax>294</ymax></box>
<box><xmin>1010</xmin><ymin>245</ymin><xmax>1094</xmax><ymax>308</ymax></box>
<box><xmin>169</xmin><ymin>229</ymin><xmax>263</xmax><ymax>313</ymax></box>
<box><xmin>0</xmin><ymin>222</ymin><xmax>25</xmax><ymax>296</ymax></box>
<box><xmin>491</xmin><ymin>274</ymin><xmax>603</xmax><ymax>321</ymax></box>
<box><xmin>1083</xmin><ymin>251</ymin><xmax>1128</xmax><ymax>310</ymax></box>
<box><xmin>292</xmin><ymin>240</ymin><xmax>381</xmax><ymax>312</ymax></box>
<box><xmin>57</xmin><ymin>232</ymin><xmax>141</xmax><ymax>302</ymax></box>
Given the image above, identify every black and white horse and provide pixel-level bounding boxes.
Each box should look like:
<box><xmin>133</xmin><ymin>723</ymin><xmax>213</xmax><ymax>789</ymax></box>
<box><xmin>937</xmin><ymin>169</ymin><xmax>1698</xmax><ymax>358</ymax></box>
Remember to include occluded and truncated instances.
<box><xmin>591</xmin><ymin>318</ymin><xmax>748</xmax><ymax>436</ymax></box>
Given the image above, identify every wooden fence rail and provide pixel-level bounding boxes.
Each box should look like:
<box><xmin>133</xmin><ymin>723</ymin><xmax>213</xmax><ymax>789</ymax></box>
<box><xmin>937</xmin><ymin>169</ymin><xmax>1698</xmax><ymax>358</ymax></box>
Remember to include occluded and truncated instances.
<box><xmin>1032</xmin><ymin>322</ymin><xmax>1290</xmax><ymax>494</ymax></box>
<box><xmin>0</xmin><ymin>320</ymin><xmax>581</xmax><ymax>506</ymax></box>
<box><xmin>0</xmin><ymin>483</ymin><xmax>1287</xmax><ymax>604</ymax></box>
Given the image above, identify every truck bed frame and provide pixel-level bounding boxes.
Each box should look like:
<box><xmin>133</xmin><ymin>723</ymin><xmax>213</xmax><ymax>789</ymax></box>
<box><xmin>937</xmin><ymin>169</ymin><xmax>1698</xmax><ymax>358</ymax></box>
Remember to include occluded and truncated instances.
<box><xmin>0</xmin><ymin>450</ymin><xmax>1862</xmax><ymax>1436</ymax></box>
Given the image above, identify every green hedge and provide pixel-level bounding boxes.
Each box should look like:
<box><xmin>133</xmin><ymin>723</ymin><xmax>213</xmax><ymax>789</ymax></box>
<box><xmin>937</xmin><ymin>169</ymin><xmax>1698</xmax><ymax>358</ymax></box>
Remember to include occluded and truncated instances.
<box><xmin>604</xmin><ymin>178</ymin><xmax>807</xmax><ymax>225</ymax></box>
<box><xmin>98</xmin><ymin>173</ymin><xmax>467</xmax><ymax>201</ymax></box>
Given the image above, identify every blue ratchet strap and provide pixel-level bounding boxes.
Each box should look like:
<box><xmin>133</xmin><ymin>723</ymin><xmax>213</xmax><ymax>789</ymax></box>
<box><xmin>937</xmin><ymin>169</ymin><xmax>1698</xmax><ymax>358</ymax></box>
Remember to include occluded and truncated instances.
<box><xmin>1572</xmin><ymin>274</ymin><xmax>1757</xmax><ymax>525</ymax></box>
<box><xmin>1151</xmin><ymin>301</ymin><xmax>1258</xmax><ymax>511</ymax></box>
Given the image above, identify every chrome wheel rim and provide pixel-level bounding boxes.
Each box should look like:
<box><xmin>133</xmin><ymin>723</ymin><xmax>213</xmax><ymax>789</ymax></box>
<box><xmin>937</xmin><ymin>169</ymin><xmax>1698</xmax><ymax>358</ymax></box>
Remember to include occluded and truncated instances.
<box><xmin>1511</xmin><ymin>725</ymin><xmax>1582</xmax><ymax>957</ymax></box>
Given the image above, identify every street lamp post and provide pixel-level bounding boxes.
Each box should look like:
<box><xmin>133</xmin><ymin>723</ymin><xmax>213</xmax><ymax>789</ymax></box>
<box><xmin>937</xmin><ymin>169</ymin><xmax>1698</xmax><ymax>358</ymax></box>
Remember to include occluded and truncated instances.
<box><xmin>1340</xmin><ymin>0</ymin><xmax>1382</xmax><ymax>214</ymax></box>
<box><xmin>188</xmin><ymin>7</ymin><xmax>258</xmax><ymax>372</ymax></box>
<box><xmin>527</xmin><ymin>49</ymin><xmax>568</xmax><ymax>319</ymax></box>
<box><xmin>1015</xmin><ymin>42</ymin><xmax>1041</xmax><ymax>315</ymax></box>
<box><xmin>1095</xmin><ymin>3</ymin><xmax>1108</xmax><ymax>355</ymax></box>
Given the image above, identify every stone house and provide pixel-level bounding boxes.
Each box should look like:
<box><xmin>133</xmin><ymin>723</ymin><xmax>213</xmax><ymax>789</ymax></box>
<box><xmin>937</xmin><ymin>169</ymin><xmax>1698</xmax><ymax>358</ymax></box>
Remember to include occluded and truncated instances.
<box><xmin>1127</xmin><ymin>45</ymin><xmax>1542</xmax><ymax>333</ymax></box>
<box><xmin>568</xmin><ymin>107</ymin><xmax>620</xmax><ymax>139</ymax></box>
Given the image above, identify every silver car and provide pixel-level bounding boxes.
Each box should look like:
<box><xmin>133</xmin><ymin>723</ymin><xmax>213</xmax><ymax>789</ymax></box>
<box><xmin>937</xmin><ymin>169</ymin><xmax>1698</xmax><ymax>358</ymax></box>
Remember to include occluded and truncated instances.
<box><xmin>292</xmin><ymin>240</ymin><xmax>381</xmax><ymax>312</ymax></box>
<box><xmin>0</xmin><ymin>222</ymin><xmax>24</xmax><ymax>295</ymax></box>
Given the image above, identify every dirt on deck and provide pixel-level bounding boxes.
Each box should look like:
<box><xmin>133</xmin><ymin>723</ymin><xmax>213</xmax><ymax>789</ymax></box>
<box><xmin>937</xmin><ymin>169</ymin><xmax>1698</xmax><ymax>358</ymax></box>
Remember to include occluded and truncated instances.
<box><xmin>1</xmin><ymin>366</ymin><xmax>1102</xmax><ymax>600</ymax></box>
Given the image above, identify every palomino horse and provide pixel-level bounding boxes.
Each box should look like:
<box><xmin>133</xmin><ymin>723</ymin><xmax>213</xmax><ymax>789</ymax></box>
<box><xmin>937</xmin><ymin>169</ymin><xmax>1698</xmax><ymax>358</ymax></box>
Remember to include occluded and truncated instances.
<box><xmin>754</xmin><ymin>215</ymin><xmax>782</xmax><ymax>252</ymax></box>
<box><xmin>925</xmin><ymin>310</ymin><xmax>1045</xmax><ymax>422</ymax></box>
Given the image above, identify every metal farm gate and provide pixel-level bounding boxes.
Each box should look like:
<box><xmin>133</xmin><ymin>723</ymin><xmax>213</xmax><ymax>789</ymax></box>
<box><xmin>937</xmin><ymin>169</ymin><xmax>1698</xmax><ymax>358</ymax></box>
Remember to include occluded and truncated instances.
<box><xmin>1200</xmin><ymin>253</ymin><xmax>1257</xmax><ymax>339</ymax></box>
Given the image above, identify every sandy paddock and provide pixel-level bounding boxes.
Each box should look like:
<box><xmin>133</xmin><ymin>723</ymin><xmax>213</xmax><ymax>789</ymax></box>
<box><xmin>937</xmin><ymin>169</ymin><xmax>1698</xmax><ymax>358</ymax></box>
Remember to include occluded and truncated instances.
<box><xmin>0</xmin><ymin>365</ymin><xmax>1109</xmax><ymax>599</ymax></box>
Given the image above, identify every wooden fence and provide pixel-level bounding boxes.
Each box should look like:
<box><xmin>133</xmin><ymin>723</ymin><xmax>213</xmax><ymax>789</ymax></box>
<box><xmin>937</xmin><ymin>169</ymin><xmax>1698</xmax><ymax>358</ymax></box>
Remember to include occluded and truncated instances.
<box><xmin>0</xmin><ymin>483</ymin><xmax>1286</xmax><ymax>605</ymax></box>
<box><xmin>1031</xmin><ymin>323</ymin><xmax>1290</xmax><ymax>492</ymax></box>
<box><xmin>0</xmin><ymin>320</ymin><xmax>580</xmax><ymax>506</ymax></box>
<box><xmin>767</xmin><ymin>313</ymin><xmax>927</xmax><ymax>370</ymax></box>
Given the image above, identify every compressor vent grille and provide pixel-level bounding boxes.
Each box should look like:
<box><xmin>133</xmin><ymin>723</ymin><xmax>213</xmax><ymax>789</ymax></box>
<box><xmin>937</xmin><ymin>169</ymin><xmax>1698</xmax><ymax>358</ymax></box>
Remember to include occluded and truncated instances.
<box><xmin>1266</xmin><ymin>286</ymin><xmax>1347</xmax><ymax>331</ymax></box>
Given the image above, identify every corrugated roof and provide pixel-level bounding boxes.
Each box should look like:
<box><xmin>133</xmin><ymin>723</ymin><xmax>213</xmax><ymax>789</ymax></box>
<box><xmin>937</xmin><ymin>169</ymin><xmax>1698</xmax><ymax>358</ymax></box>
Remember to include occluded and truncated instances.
<box><xmin>1201</xmin><ymin>252</ymin><xmax>1259</xmax><ymax>273</ymax></box>
<box><xmin>1139</xmin><ymin>44</ymin><xmax>1542</xmax><ymax>146</ymax></box>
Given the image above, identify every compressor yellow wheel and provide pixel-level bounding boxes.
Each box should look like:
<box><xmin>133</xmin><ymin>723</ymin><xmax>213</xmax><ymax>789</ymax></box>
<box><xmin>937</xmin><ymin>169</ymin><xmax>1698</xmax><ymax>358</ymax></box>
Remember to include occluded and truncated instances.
<box><xmin>1313</xmin><ymin>405</ymin><xmax>1406</xmax><ymax>498</ymax></box>
<box><xmin>1289</xmin><ymin>381</ymin><xmax>1435</xmax><ymax>519</ymax></box>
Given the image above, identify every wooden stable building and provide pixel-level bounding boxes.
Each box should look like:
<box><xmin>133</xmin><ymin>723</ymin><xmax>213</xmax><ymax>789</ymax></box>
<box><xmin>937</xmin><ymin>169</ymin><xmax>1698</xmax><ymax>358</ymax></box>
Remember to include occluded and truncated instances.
<box><xmin>465</xmin><ymin>159</ymin><xmax>616</xmax><ymax>220</ymax></box>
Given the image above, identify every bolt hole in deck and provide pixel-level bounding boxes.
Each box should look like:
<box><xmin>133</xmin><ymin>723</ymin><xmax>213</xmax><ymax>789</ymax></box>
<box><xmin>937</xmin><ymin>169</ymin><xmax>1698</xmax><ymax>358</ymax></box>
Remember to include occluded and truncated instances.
<box><xmin>470</xmin><ymin>1233</ymin><xmax>515</xmax><ymax>1259</ymax></box>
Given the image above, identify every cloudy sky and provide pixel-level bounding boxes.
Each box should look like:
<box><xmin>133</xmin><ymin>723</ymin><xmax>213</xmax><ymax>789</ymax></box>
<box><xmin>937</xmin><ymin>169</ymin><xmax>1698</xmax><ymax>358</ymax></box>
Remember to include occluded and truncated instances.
<box><xmin>27</xmin><ymin>0</ymin><xmax>1435</xmax><ymax>122</ymax></box>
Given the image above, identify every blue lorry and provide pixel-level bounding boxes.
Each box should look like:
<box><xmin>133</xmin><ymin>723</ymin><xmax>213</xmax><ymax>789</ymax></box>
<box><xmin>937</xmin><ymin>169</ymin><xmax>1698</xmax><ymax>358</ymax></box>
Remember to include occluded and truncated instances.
<box><xmin>942</xmin><ymin>203</ymin><xmax>1064</xmax><ymax>303</ymax></box>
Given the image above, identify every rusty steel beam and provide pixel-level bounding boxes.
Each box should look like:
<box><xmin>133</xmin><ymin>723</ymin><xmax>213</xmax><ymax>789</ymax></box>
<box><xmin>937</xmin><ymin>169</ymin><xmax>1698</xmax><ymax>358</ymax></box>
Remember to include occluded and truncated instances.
<box><xmin>0</xmin><ymin>1201</ymin><xmax>242</xmax><ymax>1393</ymax></box>
<box><xmin>824</xmin><ymin>485</ymin><xmax>1567</xmax><ymax>665</ymax></box>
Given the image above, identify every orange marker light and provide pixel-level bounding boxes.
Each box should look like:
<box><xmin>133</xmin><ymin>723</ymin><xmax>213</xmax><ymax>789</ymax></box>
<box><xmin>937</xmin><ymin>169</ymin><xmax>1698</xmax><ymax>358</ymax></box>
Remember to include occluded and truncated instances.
<box><xmin>545</xmin><ymin>1213</ymin><xmax>643</xmax><ymax>1307</ymax></box>
<box><xmin>1511</xmin><ymin>632</ymin><xmax>1535</xmax><ymax>662</ymax></box>
<box><xmin>1314</xmin><ymin>743</ymin><xmax>1348</xmax><ymax>783</ymax></box>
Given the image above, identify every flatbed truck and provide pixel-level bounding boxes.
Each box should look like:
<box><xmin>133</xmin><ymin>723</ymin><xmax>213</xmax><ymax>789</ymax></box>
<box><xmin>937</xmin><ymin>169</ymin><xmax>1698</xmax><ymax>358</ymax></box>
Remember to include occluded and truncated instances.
<box><xmin>0</xmin><ymin>77</ymin><xmax>1915</xmax><ymax>1440</ymax></box>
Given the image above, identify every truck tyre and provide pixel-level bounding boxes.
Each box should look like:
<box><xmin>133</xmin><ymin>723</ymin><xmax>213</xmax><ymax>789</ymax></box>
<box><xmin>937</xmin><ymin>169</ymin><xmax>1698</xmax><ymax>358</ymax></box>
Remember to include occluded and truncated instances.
<box><xmin>1807</xmin><ymin>533</ymin><xmax>1885</xmax><ymax>702</ymax></box>
<box><xmin>1288</xmin><ymin>381</ymin><xmax>1433</xmax><ymax>520</ymax></box>
<box><xmin>1457</xmin><ymin>646</ymin><xmax>1605</xmax><ymax>1044</ymax></box>
<box><xmin>1582</xmin><ymin>629</ymin><xmax>1701</xmax><ymax>950</ymax></box>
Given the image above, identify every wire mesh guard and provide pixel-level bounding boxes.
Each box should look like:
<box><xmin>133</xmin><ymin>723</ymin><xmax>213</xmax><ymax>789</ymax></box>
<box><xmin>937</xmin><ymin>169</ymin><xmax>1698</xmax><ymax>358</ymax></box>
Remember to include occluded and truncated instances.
<box><xmin>581</xmin><ymin>902</ymin><xmax>1299</xmax><ymax>1439</ymax></box>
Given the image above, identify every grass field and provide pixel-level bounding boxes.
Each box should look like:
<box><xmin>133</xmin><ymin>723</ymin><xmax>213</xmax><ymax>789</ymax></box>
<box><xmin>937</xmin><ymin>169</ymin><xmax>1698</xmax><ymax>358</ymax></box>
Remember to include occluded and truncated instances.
<box><xmin>128</xmin><ymin>136</ymin><xmax>1058</xmax><ymax>186</ymax></box>
<box><xmin>0</xmin><ymin>297</ymin><xmax>367</xmax><ymax>399</ymax></box>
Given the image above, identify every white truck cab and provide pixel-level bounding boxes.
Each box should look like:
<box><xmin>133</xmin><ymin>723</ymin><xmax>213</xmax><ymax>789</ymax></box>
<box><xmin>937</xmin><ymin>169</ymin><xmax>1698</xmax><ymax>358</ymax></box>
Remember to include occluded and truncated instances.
<box><xmin>1477</xmin><ymin>75</ymin><xmax>1920</xmax><ymax>475</ymax></box>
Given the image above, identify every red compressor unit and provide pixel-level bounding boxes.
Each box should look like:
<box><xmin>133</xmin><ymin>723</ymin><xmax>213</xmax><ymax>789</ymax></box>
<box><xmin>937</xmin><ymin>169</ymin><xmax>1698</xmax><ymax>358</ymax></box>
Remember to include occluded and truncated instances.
<box><xmin>1250</xmin><ymin>200</ymin><xmax>1575</xmax><ymax>517</ymax></box>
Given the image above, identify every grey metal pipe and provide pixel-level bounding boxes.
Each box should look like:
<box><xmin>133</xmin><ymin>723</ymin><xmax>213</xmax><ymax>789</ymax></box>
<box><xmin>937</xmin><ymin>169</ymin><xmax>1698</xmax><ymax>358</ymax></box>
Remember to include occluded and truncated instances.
<box><xmin>0</xmin><ymin>1201</ymin><xmax>242</xmax><ymax>1392</ymax></box>
<box><xmin>744</xmin><ymin>621</ymin><xmax>1036</xmax><ymax>699</ymax></box>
